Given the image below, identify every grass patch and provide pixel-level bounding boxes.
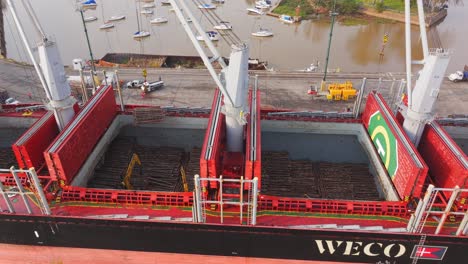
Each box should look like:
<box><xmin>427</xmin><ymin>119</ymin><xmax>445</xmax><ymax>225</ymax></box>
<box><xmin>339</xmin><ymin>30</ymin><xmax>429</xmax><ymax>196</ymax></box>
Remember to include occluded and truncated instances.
<box><xmin>272</xmin><ymin>0</ymin><xmax>315</xmax><ymax>17</ymax></box>
<box><xmin>375</xmin><ymin>17</ymin><xmax>396</xmax><ymax>24</ymax></box>
<box><xmin>339</xmin><ymin>16</ymin><xmax>369</xmax><ymax>26</ymax></box>
<box><xmin>361</xmin><ymin>0</ymin><xmax>417</xmax><ymax>13</ymax></box>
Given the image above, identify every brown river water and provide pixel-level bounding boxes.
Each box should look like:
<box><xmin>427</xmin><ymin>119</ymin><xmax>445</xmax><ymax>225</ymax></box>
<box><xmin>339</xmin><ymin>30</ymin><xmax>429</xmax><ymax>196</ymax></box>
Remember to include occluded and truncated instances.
<box><xmin>3</xmin><ymin>0</ymin><xmax>468</xmax><ymax>73</ymax></box>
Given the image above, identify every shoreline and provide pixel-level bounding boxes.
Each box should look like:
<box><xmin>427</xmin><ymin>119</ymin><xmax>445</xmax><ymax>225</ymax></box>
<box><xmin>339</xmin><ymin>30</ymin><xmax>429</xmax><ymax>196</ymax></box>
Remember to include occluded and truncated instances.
<box><xmin>361</xmin><ymin>7</ymin><xmax>447</xmax><ymax>27</ymax></box>
<box><xmin>270</xmin><ymin>0</ymin><xmax>447</xmax><ymax>27</ymax></box>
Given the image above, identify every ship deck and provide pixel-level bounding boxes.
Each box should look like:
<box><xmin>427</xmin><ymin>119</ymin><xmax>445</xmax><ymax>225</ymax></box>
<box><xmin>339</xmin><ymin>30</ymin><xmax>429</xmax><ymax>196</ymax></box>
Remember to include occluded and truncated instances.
<box><xmin>0</xmin><ymin>109</ymin><xmax>465</xmax><ymax>237</ymax></box>
<box><xmin>0</xmin><ymin>196</ymin><xmax>459</xmax><ymax>236</ymax></box>
<box><xmin>75</xmin><ymin>115</ymin><xmax>391</xmax><ymax>202</ymax></box>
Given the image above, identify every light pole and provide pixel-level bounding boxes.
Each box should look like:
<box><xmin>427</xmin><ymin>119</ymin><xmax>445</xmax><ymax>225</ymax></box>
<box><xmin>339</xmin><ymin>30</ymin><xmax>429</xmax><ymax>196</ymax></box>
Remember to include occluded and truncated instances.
<box><xmin>78</xmin><ymin>8</ymin><xmax>96</xmax><ymax>72</ymax></box>
<box><xmin>321</xmin><ymin>0</ymin><xmax>338</xmax><ymax>91</ymax></box>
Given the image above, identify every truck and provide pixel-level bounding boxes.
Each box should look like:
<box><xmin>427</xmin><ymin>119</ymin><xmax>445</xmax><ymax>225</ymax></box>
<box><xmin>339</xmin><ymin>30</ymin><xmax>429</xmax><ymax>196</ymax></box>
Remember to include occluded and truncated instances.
<box><xmin>126</xmin><ymin>80</ymin><xmax>144</xmax><ymax>88</ymax></box>
<box><xmin>448</xmin><ymin>65</ymin><xmax>468</xmax><ymax>82</ymax></box>
<box><xmin>141</xmin><ymin>80</ymin><xmax>164</xmax><ymax>94</ymax></box>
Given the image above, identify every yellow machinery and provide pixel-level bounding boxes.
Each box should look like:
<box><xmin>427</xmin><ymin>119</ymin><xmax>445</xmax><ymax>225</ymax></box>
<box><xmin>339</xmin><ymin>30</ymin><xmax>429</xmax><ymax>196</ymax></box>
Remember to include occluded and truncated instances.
<box><xmin>180</xmin><ymin>166</ymin><xmax>189</xmax><ymax>192</ymax></box>
<box><xmin>122</xmin><ymin>153</ymin><xmax>142</xmax><ymax>190</ymax></box>
<box><xmin>326</xmin><ymin>81</ymin><xmax>357</xmax><ymax>101</ymax></box>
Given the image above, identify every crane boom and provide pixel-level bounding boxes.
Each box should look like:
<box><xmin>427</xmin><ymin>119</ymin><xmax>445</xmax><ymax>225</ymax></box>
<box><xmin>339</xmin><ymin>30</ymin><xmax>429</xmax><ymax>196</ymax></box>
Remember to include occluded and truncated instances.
<box><xmin>6</xmin><ymin>0</ymin><xmax>76</xmax><ymax>131</ymax></box>
<box><xmin>168</xmin><ymin>0</ymin><xmax>233</xmax><ymax>105</ymax></box>
<box><xmin>401</xmin><ymin>0</ymin><xmax>450</xmax><ymax>146</ymax></box>
<box><xmin>168</xmin><ymin>0</ymin><xmax>249</xmax><ymax>152</ymax></box>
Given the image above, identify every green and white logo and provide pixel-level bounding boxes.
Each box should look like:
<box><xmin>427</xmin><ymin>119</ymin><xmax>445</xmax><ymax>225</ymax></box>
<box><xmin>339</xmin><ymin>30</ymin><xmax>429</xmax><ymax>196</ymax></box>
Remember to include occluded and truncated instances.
<box><xmin>368</xmin><ymin>111</ymin><xmax>398</xmax><ymax>178</ymax></box>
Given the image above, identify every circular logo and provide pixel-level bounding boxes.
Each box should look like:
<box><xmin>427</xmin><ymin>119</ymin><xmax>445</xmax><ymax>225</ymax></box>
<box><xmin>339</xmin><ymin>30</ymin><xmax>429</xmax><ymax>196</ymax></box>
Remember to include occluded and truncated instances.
<box><xmin>368</xmin><ymin>111</ymin><xmax>398</xmax><ymax>178</ymax></box>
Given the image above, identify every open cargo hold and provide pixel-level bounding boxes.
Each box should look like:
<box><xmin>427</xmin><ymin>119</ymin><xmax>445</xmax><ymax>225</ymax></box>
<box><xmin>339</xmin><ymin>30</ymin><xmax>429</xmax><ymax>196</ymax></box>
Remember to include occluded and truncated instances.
<box><xmin>70</xmin><ymin>114</ymin><xmax>207</xmax><ymax>192</ymax></box>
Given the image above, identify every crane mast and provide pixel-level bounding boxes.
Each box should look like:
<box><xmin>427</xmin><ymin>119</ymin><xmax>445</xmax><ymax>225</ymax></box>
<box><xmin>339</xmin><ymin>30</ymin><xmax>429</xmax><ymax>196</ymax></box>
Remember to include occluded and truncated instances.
<box><xmin>168</xmin><ymin>0</ymin><xmax>249</xmax><ymax>152</ymax></box>
<box><xmin>401</xmin><ymin>0</ymin><xmax>450</xmax><ymax>147</ymax></box>
<box><xmin>5</xmin><ymin>0</ymin><xmax>76</xmax><ymax>131</ymax></box>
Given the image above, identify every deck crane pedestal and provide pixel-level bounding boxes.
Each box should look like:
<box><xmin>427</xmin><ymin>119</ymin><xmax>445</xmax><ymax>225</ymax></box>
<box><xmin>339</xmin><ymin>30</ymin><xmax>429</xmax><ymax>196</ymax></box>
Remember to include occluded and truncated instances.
<box><xmin>400</xmin><ymin>0</ymin><xmax>450</xmax><ymax>147</ymax></box>
<box><xmin>167</xmin><ymin>0</ymin><xmax>249</xmax><ymax>153</ymax></box>
<box><xmin>168</xmin><ymin>0</ymin><xmax>258</xmax><ymax>212</ymax></box>
<box><xmin>5</xmin><ymin>0</ymin><xmax>76</xmax><ymax>131</ymax></box>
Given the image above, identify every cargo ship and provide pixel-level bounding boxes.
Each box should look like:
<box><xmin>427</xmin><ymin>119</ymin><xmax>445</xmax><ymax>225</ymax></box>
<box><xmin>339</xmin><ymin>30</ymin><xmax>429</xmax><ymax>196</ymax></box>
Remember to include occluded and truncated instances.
<box><xmin>0</xmin><ymin>0</ymin><xmax>466</xmax><ymax>263</ymax></box>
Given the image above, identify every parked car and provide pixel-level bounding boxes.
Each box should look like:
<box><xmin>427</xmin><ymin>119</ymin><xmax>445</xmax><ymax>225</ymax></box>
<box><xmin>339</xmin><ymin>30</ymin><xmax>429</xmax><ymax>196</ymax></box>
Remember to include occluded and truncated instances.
<box><xmin>126</xmin><ymin>80</ymin><xmax>144</xmax><ymax>88</ymax></box>
<box><xmin>448</xmin><ymin>65</ymin><xmax>468</xmax><ymax>82</ymax></box>
<box><xmin>5</xmin><ymin>97</ymin><xmax>19</xmax><ymax>105</ymax></box>
<box><xmin>448</xmin><ymin>70</ymin><xmax>468</xmax><ymax>82</ymax></box>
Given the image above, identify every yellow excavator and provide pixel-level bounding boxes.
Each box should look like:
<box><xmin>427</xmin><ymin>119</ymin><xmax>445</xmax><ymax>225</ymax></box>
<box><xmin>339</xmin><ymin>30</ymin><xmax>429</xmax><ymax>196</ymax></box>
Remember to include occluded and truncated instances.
<box><xmin>122</xmin><ymin>153</ymin><xmax>142</xmax><ymax>190</ymax></box>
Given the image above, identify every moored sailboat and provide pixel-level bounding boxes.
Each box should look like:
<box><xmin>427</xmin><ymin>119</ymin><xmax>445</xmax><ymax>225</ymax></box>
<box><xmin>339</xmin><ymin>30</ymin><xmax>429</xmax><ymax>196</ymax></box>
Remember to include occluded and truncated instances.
<box><xmin>133</xmin><ymin>0</ymin><xmax>151</xmax><ymax>39</ymax></box>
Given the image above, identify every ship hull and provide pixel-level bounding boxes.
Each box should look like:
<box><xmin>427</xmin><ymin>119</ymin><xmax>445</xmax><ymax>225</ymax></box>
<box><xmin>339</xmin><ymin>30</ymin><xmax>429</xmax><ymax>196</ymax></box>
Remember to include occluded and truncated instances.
<box><xmin>0</xmin><ymin>214</ymin><xmax>466</xmax><ymax>263</ymax></box>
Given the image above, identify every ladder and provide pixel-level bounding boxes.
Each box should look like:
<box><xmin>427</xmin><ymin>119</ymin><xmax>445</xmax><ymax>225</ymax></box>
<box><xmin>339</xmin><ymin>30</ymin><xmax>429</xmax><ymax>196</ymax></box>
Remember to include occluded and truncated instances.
<box><xmin>193</xmin><ymin>175</ymin><xmax>258</xmax><ymax>225</ymax></box>
<box><xmin>411</xmin><ymin>234</ymin><xmax>427</xmax><ymax>264</ymax></box>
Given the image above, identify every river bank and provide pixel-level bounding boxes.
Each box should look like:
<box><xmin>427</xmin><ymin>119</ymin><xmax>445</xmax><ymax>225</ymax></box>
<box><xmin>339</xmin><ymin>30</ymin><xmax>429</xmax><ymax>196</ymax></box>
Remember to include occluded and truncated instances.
<box><xmin>271</xmin><ymin>0</ymin><xmax>447</xmax><ymax>26</ymax></box>
<box><xmin>361</xmin><ymin>7</ymin><xmax>447</xmax><ymax>27</ymax></box>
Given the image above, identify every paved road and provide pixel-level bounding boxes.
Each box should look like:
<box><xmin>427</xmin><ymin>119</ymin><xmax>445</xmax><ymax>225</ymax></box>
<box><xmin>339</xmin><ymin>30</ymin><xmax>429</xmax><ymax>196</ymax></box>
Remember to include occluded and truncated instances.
<box><xmin>1</xmin><ymin>59</ymin><xmax>467</xmax><ymax>116</ymax></box>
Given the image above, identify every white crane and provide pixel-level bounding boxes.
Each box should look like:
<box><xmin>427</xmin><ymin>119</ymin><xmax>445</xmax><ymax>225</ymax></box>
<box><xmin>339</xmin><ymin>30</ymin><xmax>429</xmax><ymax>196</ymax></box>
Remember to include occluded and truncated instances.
<box><xmin>401</xmin><ymin>0</ymin><xmax>450</xmax><ymax>146</ymax></box>
<box><xmin>5</xmin><ymin>0</ymin><xmax>76</xmax><ymax>131</ymax></box>
<box><xmin>168</xmin><ymin>0</ymin><xmax>249</xmax><ymax>152</ymax></box>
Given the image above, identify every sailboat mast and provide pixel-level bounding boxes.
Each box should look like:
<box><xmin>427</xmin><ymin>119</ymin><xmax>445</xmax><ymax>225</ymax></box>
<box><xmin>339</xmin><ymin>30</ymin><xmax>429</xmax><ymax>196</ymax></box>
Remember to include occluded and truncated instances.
<box><xmin>135</xmin><ymin>0</ymin><xmax>141</xmax><ymax>32</ymax></box>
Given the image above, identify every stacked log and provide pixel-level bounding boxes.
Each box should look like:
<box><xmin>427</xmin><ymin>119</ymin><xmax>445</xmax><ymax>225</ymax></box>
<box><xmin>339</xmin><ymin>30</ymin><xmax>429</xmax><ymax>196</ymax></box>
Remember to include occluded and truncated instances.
<box><xmin>87</xmin><ymin>137</ymin><xmax>135</xmax><ymax>189</ymax></box>
<box><xmin>261</xmin><ymin>151</ymin><xmax>290</xmax><ymax>196</ymax></box>
<box><xmin>135</xmin><ymin>146</ymin><xmax>183</xmax><ymax>192</ymax></box>
<box><xmin>87</xmin><ymin>140</ymin><xmax>381</xmax><ymax>200</ymax></box>
<box><xmin>133</xmin><ymin>107</ymin><xmax>165</xmax><ymax>124</ymax></box>
<box><xmin>184</xmin><ymin>147</ymin><xmax>201</xmax><ymax>192</ymax></box>
<box><xmin>290</xmin><ymin>160</ymin><xmax>321</xmax><ymax>199</ymax></box>
<box><xmin>319</xmin><ymin>163</ymin><xmax>354</xmax><ymax>200</ymax></box>
<box><xmin>261</xmin><ymin>151</ymin><xmax>382</xmax><ymax>201</ymax></box>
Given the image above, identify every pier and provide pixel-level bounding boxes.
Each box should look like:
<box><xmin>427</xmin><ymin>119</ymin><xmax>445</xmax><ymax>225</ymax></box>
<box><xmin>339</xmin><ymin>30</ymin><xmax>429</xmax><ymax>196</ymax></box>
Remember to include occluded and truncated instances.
<box><xmin>0</xmin><ymin>58</ymin><xmax>467</xmax><ymax>117</ymax></box>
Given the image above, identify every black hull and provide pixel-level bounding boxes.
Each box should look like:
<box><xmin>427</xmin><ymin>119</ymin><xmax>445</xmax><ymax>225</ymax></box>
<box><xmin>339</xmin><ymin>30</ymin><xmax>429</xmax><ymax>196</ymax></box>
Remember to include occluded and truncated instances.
<box><xmin>0</xmin><ymin>214</ymin><xmax>466</xmax><ymax>263</ymax></box>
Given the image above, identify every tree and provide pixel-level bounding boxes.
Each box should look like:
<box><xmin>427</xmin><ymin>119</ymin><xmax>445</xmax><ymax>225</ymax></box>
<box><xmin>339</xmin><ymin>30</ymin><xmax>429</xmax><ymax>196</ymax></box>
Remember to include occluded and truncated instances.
<box><xmin>314</xmin><ymin>0</ymin><xmax>362</xmax><ymax>15</ymax></box>
<box><xmin>339</xmin><ymin>0</ymin><xmax>361</xmax><ymax>14</ymax></box>
<box><xmin>376</xmin><ymin>0</ymin><xmax>385</xmax><ymax>13</ymax></box>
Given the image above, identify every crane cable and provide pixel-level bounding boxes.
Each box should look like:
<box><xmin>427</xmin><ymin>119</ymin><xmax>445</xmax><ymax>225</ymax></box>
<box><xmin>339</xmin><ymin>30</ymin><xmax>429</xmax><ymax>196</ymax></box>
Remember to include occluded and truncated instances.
<box><xmin>4</xmin><ymin>14</ymin><xmax>41</xmax><ymax>102</ymax></box>
<box><xmin>190</xmin><ymin>0</ymin><xmax>242</xmax><ymax>45</ymax></box>
<box><xmin>135</xmin><ymin>0</ymin><xmax>148</xmax><ymax>81</ymax></box>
